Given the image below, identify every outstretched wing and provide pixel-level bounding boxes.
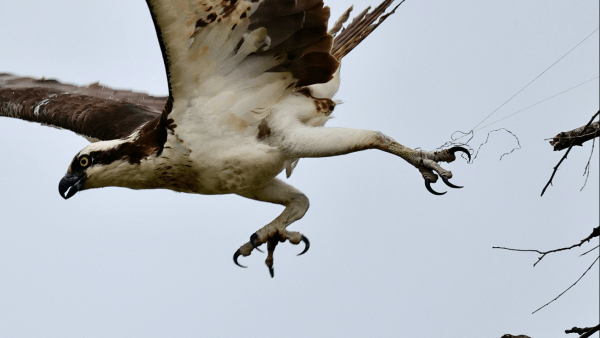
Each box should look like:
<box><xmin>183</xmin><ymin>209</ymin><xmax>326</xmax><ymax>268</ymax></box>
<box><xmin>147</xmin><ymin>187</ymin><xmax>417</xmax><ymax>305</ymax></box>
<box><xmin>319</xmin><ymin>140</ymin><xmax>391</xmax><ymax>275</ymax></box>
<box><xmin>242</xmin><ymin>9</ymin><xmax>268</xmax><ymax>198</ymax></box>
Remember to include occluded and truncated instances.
<box><xmin>145</xmin><ymin>0</ymin><xmax>339</xmax><ymax>134</ymax></box>
<box><xmin>0</xmin><ymin>74</ymin><xmax>165</xmax><ymax>142</ymax></box>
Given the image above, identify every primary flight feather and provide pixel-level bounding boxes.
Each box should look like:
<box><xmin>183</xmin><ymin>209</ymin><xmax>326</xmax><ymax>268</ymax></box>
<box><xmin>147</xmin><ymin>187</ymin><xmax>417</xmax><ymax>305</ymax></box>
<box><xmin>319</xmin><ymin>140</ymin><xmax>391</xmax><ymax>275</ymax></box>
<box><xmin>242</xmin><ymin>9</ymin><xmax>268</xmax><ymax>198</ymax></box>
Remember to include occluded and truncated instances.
<box><xmin>0</xmin><ymin>0</ymin><xmax>469</xmax><ymax>277</ymax></box>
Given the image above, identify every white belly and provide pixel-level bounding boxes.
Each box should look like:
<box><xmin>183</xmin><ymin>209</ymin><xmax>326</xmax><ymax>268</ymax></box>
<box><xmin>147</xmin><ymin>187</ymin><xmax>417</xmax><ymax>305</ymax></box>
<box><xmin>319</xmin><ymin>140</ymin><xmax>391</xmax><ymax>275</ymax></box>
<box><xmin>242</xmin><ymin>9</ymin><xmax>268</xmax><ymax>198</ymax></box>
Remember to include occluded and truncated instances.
<box><xmin>156</xmin><ymin>133</ymin><xmax>287</xmax><ymax>195</ymax></box>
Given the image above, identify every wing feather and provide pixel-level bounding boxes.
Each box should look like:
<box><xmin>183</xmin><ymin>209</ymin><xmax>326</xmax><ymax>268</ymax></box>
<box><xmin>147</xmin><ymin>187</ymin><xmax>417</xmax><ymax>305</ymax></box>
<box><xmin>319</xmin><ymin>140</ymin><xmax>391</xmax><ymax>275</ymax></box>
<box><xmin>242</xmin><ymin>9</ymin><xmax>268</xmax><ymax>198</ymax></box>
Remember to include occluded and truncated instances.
<box><xmin>1</xmin><ymin>1</ymin><xmax>403</xmax><ymax>148</ymax></box>
<box><xmin>330</xmin><ymin>0</ymin><xmax>404</xmax><ymax>60</ymax></box>
<box><xmin>0</xmin><ymin>74</ymin><xmax>163</xmax><ymax>141</ymax></box>
<box><xmin>300</xmin><ymin>0</ymin><xmax>403</xmax><ymax>99</ymax></box>
<box><xmin>145</xmin><ymin>0</ymin><xmax>339</xmax><ymax>132</ymax></box>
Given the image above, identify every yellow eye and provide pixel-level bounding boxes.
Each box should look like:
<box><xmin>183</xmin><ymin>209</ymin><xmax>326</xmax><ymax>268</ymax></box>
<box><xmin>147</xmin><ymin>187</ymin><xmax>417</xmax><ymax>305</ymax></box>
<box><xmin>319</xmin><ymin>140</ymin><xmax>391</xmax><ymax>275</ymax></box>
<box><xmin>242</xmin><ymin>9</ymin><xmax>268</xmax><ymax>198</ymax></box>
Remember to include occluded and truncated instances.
<box><xmin>79</xmin><ymin>157</ymin><xmax>90</xmax><ymax>167</ymax></box>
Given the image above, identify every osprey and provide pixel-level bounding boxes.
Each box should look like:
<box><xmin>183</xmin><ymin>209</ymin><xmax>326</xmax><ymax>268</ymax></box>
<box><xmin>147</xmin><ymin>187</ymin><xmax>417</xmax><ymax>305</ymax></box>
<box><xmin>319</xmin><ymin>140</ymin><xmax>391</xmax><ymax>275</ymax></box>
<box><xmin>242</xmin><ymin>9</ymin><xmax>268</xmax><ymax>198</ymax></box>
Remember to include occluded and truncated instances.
<box><xmin>0</xmin><ymin>0</ymin><xmax>469</xmax><ymax>277</ymax></box>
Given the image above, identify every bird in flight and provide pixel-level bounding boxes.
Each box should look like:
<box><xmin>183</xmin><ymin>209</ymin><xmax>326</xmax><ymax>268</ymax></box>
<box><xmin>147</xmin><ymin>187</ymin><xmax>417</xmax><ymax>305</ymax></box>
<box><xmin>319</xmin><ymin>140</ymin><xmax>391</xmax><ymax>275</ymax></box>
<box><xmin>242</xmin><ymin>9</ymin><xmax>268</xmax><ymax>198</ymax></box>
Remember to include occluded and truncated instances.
<box><xmin>0</xmin><ymin>0</ymin><xmax>469</xmax><ymax>277</ymax></box>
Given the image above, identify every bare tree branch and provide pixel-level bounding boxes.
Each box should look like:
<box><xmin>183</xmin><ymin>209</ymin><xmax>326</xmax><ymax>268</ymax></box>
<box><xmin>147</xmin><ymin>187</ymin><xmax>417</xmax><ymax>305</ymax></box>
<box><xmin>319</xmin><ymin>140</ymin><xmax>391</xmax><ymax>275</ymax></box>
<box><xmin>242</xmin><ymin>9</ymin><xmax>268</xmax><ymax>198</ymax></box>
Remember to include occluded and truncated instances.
<box><xmin>580</xmin><ymin>138</ymin><xmax>596</xmax><ymax>191</ymax></box>
<box><xmin>542</xmin><ymin>111</ymin><xmax>600</xmax><ymax>196</ymax></box>
<box><xmin>532</xmin><ymin>255</ymin><xmax>599</xmax><ymax>314</ymax></box>
<box><xmin>494</xmin><ymin>229</ymin><xmax>599</xmax><ymax>316</ymax></box>
<box><xmin>566</xmin><ymin>324</ymin><xmax>600</xmax><ymax>338</ymax></box>
<box><xmin>580</xmin><ymin>245</ymin><xmax>599</xmax><ymax>257</ymax></box>
<box><xmin>501</xmin><ymin>335</ymin><xmax>531</xmax><ymax>338</ymax></box>
<box><xmin>583</xmin><ymin>226</ymin><xmax>600</xmax><ymax>242</ymax></box>
<box><xmin>550</xmin><ymin>121</ymin><xmax>600</xmax><ymax>151</ymax></box>
<box><xmin>493</xmin><ymin>226</ymin><xmax>599</xmax><ymax>267</ymax></box>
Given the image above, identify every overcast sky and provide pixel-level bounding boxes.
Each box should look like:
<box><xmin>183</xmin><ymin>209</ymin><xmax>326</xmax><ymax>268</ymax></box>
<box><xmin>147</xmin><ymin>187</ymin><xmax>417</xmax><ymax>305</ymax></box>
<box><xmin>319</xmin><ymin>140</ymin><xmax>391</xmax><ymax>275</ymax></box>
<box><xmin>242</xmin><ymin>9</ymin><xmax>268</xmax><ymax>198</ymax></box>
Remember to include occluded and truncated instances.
<box><xmin>1</xmin><ymin>1</ymin><xmax>598</xmax><ymax>337</ymax></box>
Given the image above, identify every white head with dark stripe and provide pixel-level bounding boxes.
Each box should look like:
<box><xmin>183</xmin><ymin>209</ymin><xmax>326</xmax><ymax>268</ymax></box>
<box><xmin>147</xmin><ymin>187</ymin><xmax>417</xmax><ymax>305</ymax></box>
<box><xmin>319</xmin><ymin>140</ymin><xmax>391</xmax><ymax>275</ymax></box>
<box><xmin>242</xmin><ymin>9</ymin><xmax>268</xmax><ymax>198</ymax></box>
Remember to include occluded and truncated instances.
<box><xmin>58</xmin><ymin>133</ymin><xmax>161</xmax><ymax>199</ymax></box>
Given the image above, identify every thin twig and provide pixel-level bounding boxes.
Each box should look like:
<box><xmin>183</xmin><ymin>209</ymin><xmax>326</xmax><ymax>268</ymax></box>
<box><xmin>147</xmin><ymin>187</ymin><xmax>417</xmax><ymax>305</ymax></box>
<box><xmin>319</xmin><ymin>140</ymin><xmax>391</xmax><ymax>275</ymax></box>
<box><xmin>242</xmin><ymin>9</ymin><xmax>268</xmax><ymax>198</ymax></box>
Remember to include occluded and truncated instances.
<box><xmin>493</xmin><ymin>227</ymin><xmax>599</xmax><ymax>266</ymax></box>
<box><xmin>580</xmin><ymin>245</ymin><xmax>599</xmax><ymax>257</ymax></box>
<box><xmin>581</xmin><ymin>138</ymin><xmax>596</xmax><ymax>191</ymax></box>
<box><xmin>532</xmin><ymin>255</ymin><xmax>599</xmax><ymax>314</ymax></box>
<box><xmin>494</xmin><ymin>244</ymin><xmax>581</xmax><ymax>267</ymax></box>
<box><xmin>541</xmin><ymin>111</ymin><xmax>600</xmax><ymax>196</ymax></box>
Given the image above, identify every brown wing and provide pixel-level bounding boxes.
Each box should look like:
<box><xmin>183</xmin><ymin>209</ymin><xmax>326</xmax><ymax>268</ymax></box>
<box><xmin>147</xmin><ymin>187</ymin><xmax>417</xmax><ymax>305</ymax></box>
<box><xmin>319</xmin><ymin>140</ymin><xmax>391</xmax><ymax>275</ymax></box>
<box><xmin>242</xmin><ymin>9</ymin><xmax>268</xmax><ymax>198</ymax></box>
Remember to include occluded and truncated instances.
<box><xmin>0</xmin><ymin>74</ymin><xmax>166</xmax><ymax>141</ymax></box>
<box><xmin>145</xmin><ymin>0</ymin><xmax>340</xmax><ymax>112</ymax></box>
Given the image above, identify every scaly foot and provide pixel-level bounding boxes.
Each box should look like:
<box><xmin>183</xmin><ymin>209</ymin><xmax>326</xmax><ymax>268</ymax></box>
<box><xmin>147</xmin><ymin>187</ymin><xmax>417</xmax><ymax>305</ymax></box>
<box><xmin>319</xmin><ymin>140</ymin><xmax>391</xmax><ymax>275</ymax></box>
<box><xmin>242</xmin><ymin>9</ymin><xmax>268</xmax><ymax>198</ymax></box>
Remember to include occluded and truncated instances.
<box><xmin>234</xmin><ymin>226</ymin><xmax>310</xmax><ymax>278</ymax></box>
<box><xmin>412</xmin><ymin>146</ymin><xmax>471</xmax><ymax>195</ymax></box>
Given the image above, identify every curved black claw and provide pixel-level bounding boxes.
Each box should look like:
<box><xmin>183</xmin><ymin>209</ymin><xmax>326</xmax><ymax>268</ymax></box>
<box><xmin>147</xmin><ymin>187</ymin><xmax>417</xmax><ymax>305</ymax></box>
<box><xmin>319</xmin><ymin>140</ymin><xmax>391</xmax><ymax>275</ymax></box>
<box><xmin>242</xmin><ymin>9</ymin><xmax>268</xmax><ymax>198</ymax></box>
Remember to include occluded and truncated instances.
<box><xmin>233</xmin><ymin>250</ymin><xmax>247</xmax><ymax>268</ymax></box>
<box><xmin>449</xmin><ymin>146</ymin><xmax>472</xmax><ymax>162</ymax></box>
<box><xmin>268</xmin><ymin>265</ymin><xmax>275</xmax><ymax>278</ymax></box>
<box><xmin>250</xmin><ymin>233</ymin><xmax>264</xmax><ymax>253</ymax></box>
<box><xmin>297</xmin><ymin>236</ymin><xmax>310</xmax><ymax>256</ymax></box>
<box><xmin>441</xmin><ymin>175</ymin><xmax>463</xmax><ymax>189</ymax></box>
<box><xmin>425</xmin><ymin>178</ymin><xmax>447</xmax><ymax>196</ymax></box>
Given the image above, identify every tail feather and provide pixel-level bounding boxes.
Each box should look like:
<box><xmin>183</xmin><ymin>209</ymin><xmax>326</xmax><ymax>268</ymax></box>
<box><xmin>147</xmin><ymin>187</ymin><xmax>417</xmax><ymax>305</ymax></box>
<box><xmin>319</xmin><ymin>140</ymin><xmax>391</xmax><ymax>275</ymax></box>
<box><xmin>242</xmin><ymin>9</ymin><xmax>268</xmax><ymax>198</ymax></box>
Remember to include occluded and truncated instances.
<box><xmin>331</xmin><ymin>0</ymin><xmax>405</xmax><ymax>60</ymax></box>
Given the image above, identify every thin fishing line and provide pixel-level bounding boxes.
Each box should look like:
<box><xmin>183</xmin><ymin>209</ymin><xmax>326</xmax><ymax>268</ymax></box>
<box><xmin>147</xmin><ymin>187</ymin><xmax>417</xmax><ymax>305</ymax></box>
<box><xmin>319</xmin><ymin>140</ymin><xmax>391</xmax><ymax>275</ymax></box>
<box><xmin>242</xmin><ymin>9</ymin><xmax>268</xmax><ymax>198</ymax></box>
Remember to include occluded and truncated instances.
<box><xmin>449</xmin><ymin>76</ymin><xmax>599</xmax><ymax>144</ymax></box>
<box><xmin>470</xmin><ymin>27</ymin><xmax>599</xmax><ymax>132</ymax></box>
<box><xmin>474</xmin><ymin>76</ymin><xmax>599</xmax><ymax>132</ymax></box>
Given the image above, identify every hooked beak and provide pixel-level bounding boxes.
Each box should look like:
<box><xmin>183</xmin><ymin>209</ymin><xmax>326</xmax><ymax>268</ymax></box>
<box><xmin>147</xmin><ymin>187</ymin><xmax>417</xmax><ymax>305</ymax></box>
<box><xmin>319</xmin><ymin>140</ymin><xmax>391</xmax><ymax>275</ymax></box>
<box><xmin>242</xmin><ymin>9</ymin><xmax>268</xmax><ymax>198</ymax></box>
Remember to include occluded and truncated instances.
<box><xmin>58</xmin><ymin>173</ymin><xmax>87</xmax><ymax>200</ymax></box>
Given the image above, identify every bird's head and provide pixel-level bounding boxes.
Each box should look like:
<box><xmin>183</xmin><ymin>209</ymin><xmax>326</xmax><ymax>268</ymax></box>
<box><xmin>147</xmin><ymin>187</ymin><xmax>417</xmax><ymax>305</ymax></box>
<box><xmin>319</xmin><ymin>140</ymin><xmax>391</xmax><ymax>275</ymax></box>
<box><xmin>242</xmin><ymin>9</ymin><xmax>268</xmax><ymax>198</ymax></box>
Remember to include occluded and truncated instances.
<box><xmin>58</xmin><ymin>150</ymin><xmax>93</xmax><ymax>200</ymax></box>
<box><xmin>58</xmin><ymin>138</ymin><xmax>150</xmax><ymax>199</ymax></box>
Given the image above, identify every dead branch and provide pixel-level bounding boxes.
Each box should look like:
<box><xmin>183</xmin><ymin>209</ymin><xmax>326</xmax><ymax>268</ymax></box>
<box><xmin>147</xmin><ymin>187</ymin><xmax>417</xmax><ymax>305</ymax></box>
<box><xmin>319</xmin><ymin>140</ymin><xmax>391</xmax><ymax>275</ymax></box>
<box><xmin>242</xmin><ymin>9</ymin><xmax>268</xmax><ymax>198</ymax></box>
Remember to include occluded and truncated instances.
<box><xmin>583</xmin><ymin>226</ymin><xmax>600</xmax><ymax>242</ymax></box>
<box><xmin>532</xmin><ymin>255</ymin><xmax>599</xmax><ymax>314</ymax></box>
<box><xmin>580</xmin><ymin>245</ymin><xmax>599</xmax><ymax>257</ymax></box>
<box><xmin>580</xmin><ymin>138</ymin><xmax>596</xmax><ymax>191</ymax></box>
<box><xmin>493</xmin><ymin>226</ymin><xmax>599</xmax><ymax>267</ymax></box>
<box><xmin>566</xmin><ymin>324</ymin><xmax>600</xmax><ymax>338</ymax></box>
<box><xmin>551</xmin><ymin>121</ymin><xmax>599</xmax><ymax>151</ymax></box>
<box><xmin>542</xmin><ymin>111</ymin><xmax>600</xmax><ymax>196</ymax></box>
<box><xmin>501</xmin><ymin>335</ymin><xmax>531</xmax><ymax>338</ymax></box>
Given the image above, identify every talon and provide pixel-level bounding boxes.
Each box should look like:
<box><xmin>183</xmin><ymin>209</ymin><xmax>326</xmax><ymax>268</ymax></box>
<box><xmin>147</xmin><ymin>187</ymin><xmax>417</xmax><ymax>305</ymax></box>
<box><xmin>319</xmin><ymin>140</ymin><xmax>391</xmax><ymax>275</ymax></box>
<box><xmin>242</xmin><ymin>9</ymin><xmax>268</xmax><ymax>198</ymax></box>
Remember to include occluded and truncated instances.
<box><xmin>449</xmin><ymin>146</ymin><xmax>471</xmax><ymax>162</ymax></box>
<box><xmin>425</xmin><ymin>178</ymin><xmax>446</xmax><ymax>196</ymax></box>
<box><xmin>297</xmin><ymin>235</ymin><xmax>310</xmax><ymax>256</ymax></box>
<box><xmin>266</xmin><ymin>239</ymin><xmax>277</xmax><ymax>278</ymax></box>
<box><xmin>441</xmin><ymin>175</ymin><xmax>463</xmax><ymax>189</ymax></box>
<box><xmin>233</xmin><ymin>250</ymin><xmax>247</xmax><ymax>268</ymax></box>
<box><xmin>250</xmin><ymin>233</ymin><xmax>263</xmax><ymax>253</ymax></box>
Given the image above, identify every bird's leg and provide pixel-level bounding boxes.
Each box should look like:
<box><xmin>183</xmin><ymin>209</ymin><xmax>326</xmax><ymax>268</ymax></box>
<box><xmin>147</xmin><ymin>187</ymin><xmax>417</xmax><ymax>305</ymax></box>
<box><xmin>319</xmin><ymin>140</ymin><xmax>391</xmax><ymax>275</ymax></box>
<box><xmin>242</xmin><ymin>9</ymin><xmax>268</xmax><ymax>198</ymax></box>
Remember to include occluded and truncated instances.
<box><xmin>376</xmin><ymin>133</ymin><xmax>471</xmax><ymax>194</ymax></box>
<box><xmin>278</xmin><ymin>127</ymin><xmax>470</xmax><ymax>195</ymax></box>
<box><xmin>234</xmin><ymin>178</ymin><xmax>310</xmax><ymax>277</ymax></box>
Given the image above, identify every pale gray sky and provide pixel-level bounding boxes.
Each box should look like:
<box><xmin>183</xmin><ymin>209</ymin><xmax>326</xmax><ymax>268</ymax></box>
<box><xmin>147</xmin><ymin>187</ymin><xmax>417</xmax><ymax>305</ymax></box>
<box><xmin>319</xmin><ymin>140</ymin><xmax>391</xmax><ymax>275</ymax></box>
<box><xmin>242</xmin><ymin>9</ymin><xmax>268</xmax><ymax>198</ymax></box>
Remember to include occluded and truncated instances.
<box><xmin>1</xmin><ymin>1</ymin><xmax>598</xmax><ymax>337</ymax></box>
